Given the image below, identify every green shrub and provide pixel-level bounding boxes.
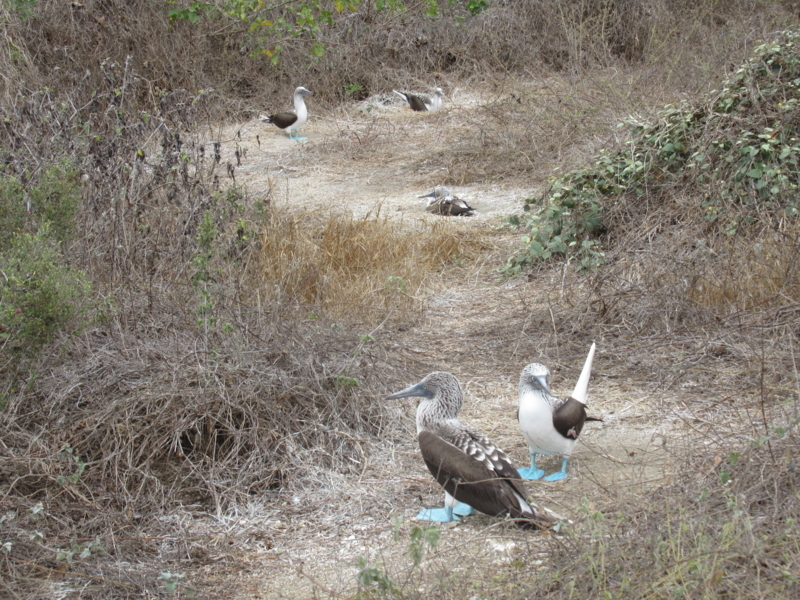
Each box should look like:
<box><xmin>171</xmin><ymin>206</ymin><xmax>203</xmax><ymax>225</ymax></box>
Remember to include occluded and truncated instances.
<box><xmin>0</xmin><ymin>164</ymin><xmax>81</xmax><ymax>251</ymax></box>
<box><xmin>29</xmin><ymin>164</ymin><xmax>82</xmax><ymax>243</ymax></box>
<box><xmin>506</xmin><ymin>29</ymin><xmax>800</xmax><ymax>274</ymax></box>
<box><xmin>0</xmin><ymin>230</ymin><xmax>91</xmax><ymax>356</ymax></box>
<box><xmin>0</xmin><ymin>175</ymin><xmax>30</xmax><ymax>251</ymax></box>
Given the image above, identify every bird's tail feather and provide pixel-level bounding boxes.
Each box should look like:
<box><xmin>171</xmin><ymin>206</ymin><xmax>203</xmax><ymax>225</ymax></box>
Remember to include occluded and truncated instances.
<box><xmin>511</xmin><ymin>502</ymin><xmax>567</xmax><ymax>530</ymax></box>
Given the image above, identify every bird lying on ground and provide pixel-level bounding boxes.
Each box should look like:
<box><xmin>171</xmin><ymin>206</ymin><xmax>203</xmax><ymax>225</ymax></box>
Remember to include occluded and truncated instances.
<box><xmin>419</xmin><ymin>186</ymin><xmax>476</xmax><ymax>216</ymax></box>
<box><xmin>393</xmin><ymin>88</ymin><xmax>445</xmax><ymax>112</ymax></box>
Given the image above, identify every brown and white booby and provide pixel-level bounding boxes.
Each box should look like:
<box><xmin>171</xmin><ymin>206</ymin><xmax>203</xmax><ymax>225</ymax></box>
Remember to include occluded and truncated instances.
<box><xmin>517</xmin><ymin>343</ymin><xmax>602</xmax><ymax>482</ymax></box>
<box><xmin>260</xmin><ymin>86</ymin><xmax>313</xmax><ymax>141</ymax></box>
<box><xmin>393</xmin><ymin>88</ymin><xmax>445</xmax><ymax>112</ymax></box>
<box><xmin>387</xmin><ymin>372</ymin><xmax>555</xmax><ymax>527</ymax></box>
<box><xmin>419</xmin><ymin>186</ymin><xmax>476</xmax><ymax>217</ymax></box>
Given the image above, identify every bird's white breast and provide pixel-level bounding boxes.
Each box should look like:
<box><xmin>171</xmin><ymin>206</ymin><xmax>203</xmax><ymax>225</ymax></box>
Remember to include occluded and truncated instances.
<box><xmin>293</xmin><ymin>96</ymin><xmax>308</xmax><ymax>128</ymax></box>
<box><xmin>518</xmin><ymin>391</ymin><xmax>576</xmax><ymax>456</ymax></box>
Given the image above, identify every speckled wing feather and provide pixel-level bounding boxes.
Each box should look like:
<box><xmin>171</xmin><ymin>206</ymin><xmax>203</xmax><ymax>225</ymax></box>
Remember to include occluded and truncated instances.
<box><xmin>447</xmin><ymin>425</ymin><xmax>523</xmax><ymax>481</ymax></box>
<box><xmin>418</xmin><ymin>431</ymin><xmax>526</xmax><ymax>518</ymax></box>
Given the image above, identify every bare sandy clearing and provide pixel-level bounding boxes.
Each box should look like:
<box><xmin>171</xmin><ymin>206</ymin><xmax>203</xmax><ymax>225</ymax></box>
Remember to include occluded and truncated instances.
<box><xmin>207</xmin><ymin>90</ymin><xmax>534</xmax><ymax>224</ymax></box>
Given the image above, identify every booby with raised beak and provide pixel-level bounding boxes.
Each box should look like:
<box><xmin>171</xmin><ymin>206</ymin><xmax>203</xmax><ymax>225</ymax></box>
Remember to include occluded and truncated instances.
<box><xmin>517</xmin><ymin>343</ymin><xmax>602</xmax><ymax>482</ymax></box>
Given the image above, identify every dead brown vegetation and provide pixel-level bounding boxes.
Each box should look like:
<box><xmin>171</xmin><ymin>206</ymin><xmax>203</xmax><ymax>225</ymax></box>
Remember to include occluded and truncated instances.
<box><xmin>3</xmin><ymin>1</ymin><xmax>791</xmax><ymax>115</ymax></box>
<box><xmin>256</xmin><ymin>208</ymin><xmax>483</xmax><ymax>320</ymax></box>
<box><xmin>1</xmin><ymin>0</ymin><xmax>800</xmax><ymax>598</ymax></box>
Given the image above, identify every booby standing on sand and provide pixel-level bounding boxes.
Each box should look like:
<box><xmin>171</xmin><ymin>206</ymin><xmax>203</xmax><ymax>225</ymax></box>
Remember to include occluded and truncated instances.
<box><xmin>260</xmin><ymin>86</ymin><xmax>313</xmax><ymax>141</ymax></box>
<box><xmin>517</xmin><ymin>343</ymin><xmax>601</xmax><ymax>482</ymax></box>
<box><xmin>387</xmin><ymin>371</ymin><xmax>555</xmax><ymax>527</ymax></box>
<box><xmin>419</xmin><ymin>186</ymin><xmax>476</xmax><ymax>217</ymax></box>
<box><xmin>393</xmin><ymin>88</ymin><xmax>445</xmax><ymax>112</ymax></box>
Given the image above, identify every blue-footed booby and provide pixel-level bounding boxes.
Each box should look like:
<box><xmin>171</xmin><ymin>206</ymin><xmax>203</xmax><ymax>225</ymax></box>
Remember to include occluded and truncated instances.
<box><xmin>387</xmin><ymin>372</ymin><xmax>556</xmax><ymax>528</ymax></box>
<box><xmin>419</xmin><ymin>186</ymin><xmax>476</xmax><ymax>217</ymax></box>
<box><xmin>260</xmin><ymin>87</ymin><xmax>313</xmax><ymax>140</ymax></box>
<box><xmin>517</xmin><ymin>343</ymin><xmax>602</xmax><ymax>482</ymax></box>
<box><xmin>393</xmin><ymin>88</ymin><xmax>445</xmax><ymax>112</ymax></box>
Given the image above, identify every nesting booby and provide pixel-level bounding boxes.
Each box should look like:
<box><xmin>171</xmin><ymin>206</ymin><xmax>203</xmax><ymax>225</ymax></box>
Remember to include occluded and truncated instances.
<box><xmin>387</xmin><ymin>372</ymin><xmax>556</xmax><ymax>527</ymax></box>
<box><xmin>517</xmin><ymin>343</ymin><xmax>602</xmax><ymax>482</ymax></box>
<box><xmin>393</xmin><ymin>88</ymin><xmax>445</xmax><ymax>112</ymax></box>
<box><xmin>260</xmin><ymin>86</ymin><xmax>313</xmax><ymax>140</ymax></box>
<box><xmin>419</xmin><ymin>186</ymin><xmax>476</xmax><ymax>217</ymax></box>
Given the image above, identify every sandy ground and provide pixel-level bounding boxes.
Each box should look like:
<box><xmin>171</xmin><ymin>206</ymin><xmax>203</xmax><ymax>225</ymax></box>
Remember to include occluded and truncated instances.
<box><xmin>166</xmin><ymin>90</ymin><xmax>684</xmax><ymax>599</ymax></box>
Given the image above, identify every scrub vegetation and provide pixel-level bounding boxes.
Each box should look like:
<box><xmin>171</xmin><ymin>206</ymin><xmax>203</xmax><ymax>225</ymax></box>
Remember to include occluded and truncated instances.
<box><xmin>1</xmin><ymin>1</ymin><xmax>799</xmax><ymax>598</ymax></box>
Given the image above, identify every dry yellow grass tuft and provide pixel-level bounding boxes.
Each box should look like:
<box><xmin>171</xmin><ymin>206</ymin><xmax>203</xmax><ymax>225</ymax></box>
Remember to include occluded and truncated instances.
<box><xmin>257</xmin><ymin>207</ymin><xmax>486</xmax><ymax>322</ymax></box>
<box><xmin>687</xmin><ymin>228</ymin><xmax>800</xmax><ymax>313</ymax></box>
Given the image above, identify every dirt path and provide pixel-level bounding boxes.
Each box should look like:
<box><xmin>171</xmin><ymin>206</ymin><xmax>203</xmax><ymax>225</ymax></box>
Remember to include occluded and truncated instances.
<box><xmin>183</xmin><ymin>92</ymin><xmax>682</xmax><ymax>599</ymax></box>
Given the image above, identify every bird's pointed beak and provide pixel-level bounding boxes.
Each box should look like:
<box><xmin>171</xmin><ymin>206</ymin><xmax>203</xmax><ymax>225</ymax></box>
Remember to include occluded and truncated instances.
<box><xmin>571</xmin><ymin>342</ymin><xmax>596</xmax><ymax>404</ymax></box>
<box><xmin>386</xmin><ymin>381</ymin><xmax>432</xmax><ymax>400</ymax></box>
<box><xmin>535</xmin><ymin>375</ymin><xmax>552</xmax><ymax>395</ymax></box>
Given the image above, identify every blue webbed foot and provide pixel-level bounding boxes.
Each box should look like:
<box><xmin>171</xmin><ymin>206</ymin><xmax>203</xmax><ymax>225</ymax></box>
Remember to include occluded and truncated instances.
<box><xmin>518</xmin><ymin>453</ymin><xmax>545</xmax><ymax>480</ymax></box>
<box><xmin>518</xmin><ymin>467</ymin><xmax>545</xmax><ymax>480</ymax></box>
<box><xmin>416</xmin><ymin>506</ymin><xmax>459</xmax><ymax>522</ymax></box>
<box><xmin>288</xmin><ymin>129</ymin><xmax>307</xmax><ymax>141</ymax></box>
<box><xmin>542</xmin><ymin>457</ymin><xmax>570</xmax><ymax>482</ymax></box>
<box><xmin>453</xmin><ymin>502</ymin><xmax>475</xmax><ymax>517</ymax></box>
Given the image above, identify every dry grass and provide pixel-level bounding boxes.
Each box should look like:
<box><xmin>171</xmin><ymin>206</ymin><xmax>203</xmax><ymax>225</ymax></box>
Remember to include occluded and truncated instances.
<box><xmin>256</xmin><ymin>208</ymin><xmax>487</xmax><ymax>322</ymax></box>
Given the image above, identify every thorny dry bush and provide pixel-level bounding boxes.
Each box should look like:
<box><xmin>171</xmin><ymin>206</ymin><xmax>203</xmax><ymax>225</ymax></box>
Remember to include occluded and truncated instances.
<box><xmin>0</xmin><ymin>45</ymin><xmax>426</xmax><ymax>600</ymax></box>
<box><xmin>2</xmin><ymin>0</ymin><xmax>793</xmax><ymax>115</ymax></box>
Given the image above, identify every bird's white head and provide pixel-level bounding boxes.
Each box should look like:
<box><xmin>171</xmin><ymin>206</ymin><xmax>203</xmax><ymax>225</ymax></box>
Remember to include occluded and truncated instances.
<box><xmin>519</xmin><ymin>363</ymin><xmax>552</xmax><ymax>396</ymax></box>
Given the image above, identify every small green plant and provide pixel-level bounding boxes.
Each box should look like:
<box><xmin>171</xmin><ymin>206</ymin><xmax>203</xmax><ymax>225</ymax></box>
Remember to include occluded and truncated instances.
<box><xmin>158</xmin><ymin>571</ymin><xmax>197</xmax><ymax>596</ymax></box>
<box><xmin>0</xmin><ymin>164</ymin><xmax>80</xmax><ymax>252</ymax></box>
<box><xmin>7</xmin><ymin>0</ymin><xmax>36</xmax><ymax>20</ymax></box>
<box><xmin>191</xmin><ymin>210</ymin><xmax>217</xmax><ymax>286</ymax></box>
<box><xmin>168</xmin><ymin>1</ymin><xmax>209</xmax><ymax>23</ymax></box>
<box><xmin>344</xmin><ymin>83</ymin><xmax>365</xmax><ymax>97</ymax></box>
<box><xmin>408</xmin><ymin>524</ymin><xmax>440</xmax><ymax>566</ymax></box>
<box><xmin>334</xmin><ymin>374</ymin><xmax>360</xmax><ymax>388</ymax></box>
<box><xmin>356</xmin><ymin>557</ymin><xmax>399</xmax><ymax>598</ymax></box>
<box><xmin>27</xmin><ymin>502</ymin><xmax>44</xmax><ymax>521</ymax></box>
<box><xmin>465</xmin><ymin>0</ymin><xmax>488</xmax><ymax>16</ymax></box>
<box><xmin>56</xmin><ymin>538</ymin><xmax>106</xmax><ymax>566</ymax></box>
<box><xmin>56</xmin><ymin>446</ymin><xmax>87</xmax><ymax>486</ymax></box>
<box><xmin>384</xmin><ymin>275</ymin><xmax>405</xmax><ymax>292</ymax></box>
<box><xmin>356</xmin><ymin>523</ymin><xmax>440</xmax><ymax>597</ymax></box>
<box><xmin>29</xmin><ymin>164</ymin><xmax>82</xmax><ymax>243</ymax></box>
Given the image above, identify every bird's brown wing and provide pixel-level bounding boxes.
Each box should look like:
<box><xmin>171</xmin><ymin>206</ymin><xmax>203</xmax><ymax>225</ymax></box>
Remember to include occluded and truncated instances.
<box><xmin>419</xmin><ymin>430</ymin><xmax>530</xmax><ymax>519</ymax></box>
